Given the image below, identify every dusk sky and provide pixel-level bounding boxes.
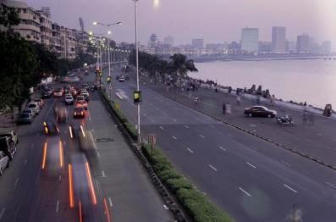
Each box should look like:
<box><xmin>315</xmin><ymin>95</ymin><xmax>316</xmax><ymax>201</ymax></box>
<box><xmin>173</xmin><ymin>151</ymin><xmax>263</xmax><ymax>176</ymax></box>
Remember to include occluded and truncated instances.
<box><xmin>26</xmin><ymin>0</ymin><xmax>336</xmax><ymax>47</ymax></box>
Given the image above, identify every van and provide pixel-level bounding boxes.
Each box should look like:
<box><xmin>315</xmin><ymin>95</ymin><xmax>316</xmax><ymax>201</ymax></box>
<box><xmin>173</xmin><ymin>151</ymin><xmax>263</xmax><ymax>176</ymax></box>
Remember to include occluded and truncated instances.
<box><xmin>0</xmin><ymin>129</ymin><xmax>18</xmax><ymax>145</ymax></box>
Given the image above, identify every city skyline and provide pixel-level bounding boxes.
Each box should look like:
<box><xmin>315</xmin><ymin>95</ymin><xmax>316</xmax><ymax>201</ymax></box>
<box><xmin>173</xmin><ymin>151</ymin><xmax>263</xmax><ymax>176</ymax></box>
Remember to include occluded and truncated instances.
<box><xmin>26</xmin><ymin>0</ymin><xmax>336</xmax><ymax>48</ymax></box>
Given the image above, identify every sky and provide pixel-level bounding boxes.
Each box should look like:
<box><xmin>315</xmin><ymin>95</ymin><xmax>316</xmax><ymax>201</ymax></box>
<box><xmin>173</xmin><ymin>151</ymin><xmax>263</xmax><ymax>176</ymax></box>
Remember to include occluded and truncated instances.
<box><xmin>26</xmin><ymin>0</ymin><xmax>336</xmax><ymax>47</ymax></box>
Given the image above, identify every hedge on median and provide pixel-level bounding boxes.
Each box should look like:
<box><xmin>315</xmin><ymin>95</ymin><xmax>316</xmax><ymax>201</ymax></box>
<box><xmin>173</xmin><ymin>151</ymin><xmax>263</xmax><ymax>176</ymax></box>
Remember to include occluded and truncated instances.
<box><xmin>100</xmin><ymin>90</ymin><xmax>138</xmax><ymax>140</ymax></box>
<box><xmin>142</xmin><ymin>144</ymin><xmax>233</xmax><ymax>222</ymax></box>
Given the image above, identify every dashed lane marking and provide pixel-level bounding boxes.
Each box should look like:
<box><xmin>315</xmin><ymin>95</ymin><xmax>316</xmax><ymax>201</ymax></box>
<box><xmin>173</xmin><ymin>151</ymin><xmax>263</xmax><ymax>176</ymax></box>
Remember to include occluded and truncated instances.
<box><xmin>246</xmin><ymin>162</ymin><xmax>257</xmax><ymax>169</ymax></box>
<box><xmin>108</xmin><ymin>197</ymin><xmax>113</xmax><ymax>207</ymax></box>
<box><xmin>239</xmin><ymin>187</ymin><xmax>252</xmax><ymax>197</ymax></box>
<box><xmin>284</xmin><ymin>184</ymin><xmax>298</xmax><ymax>193</ymax></box>
<box><xmin>172</xmin><ymin>136</ymin><xmax>177</xmax><ymax>140</ymax></box>
<box><xmin>186</xmin><ymin>147</ymin><xmax>194</xmax><ymax>154</ymax></box>
<box><xmin>218</xmin><ymin>146</ymin><xmax>226</xmax><ymax>152</ymax></box>
<box><xmin>208</xmin><ymin>164</ymin><xmax>218</xmax><ymax>172</ymax></box>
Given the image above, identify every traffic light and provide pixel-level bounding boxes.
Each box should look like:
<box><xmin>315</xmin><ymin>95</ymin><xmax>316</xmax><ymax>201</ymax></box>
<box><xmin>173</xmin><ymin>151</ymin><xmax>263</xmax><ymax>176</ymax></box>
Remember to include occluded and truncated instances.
<box><xmin>106</xmin><ymin>76</ymin><xmax>111</xmax><ymax>83</ymax></box>
<box><xmin>133</xmin><ymin>90</ymin><xmax>141</xmax><ymax>104</ymax></box>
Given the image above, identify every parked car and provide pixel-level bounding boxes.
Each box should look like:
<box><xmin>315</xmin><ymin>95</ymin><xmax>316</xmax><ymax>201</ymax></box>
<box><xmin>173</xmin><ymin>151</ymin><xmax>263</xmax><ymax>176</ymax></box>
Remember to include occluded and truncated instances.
<box><xmin>23</xmin><ymin>109</ymin><xmax>36</xmax><ymax>117</ymax></box>
<box><xmin>27</xmin><ymin>102</ymin><xmax>40</xmax><ymax>115</ymax></box>
<box><xmin>0</xmin><ymin>151</ymin><xmax>10</xmax><ymax>175</ymax></box>
<box><xmin>33</xmin><ymin>98</ymin><xmax>44</xmax><ymax>108</ymax></box>
<box><xmin>0</xmin><ymin>136</ymin><xmax>16</xmax><ymax>160</ymax></box>
<box><xmin>73</xmin><ymin>107</ymin><xmax>86</xmax><ymax>118</ymax></box>
<box><xmin>65</xmin><ymin>94</ymin><xmax>74</xmax><ymax>105</ymax></box>
<box><xmin>0</xmin><ymin>129</ymin><xmax>18</xmax><ymax>145</ymax></box>
<box><xmin>17</xmin><ymin>113</ymin><xmax>33</xmax><ymax>124</ymax></box>
<box><xmin>244</xmin><ymin>106</ymin><xmax>277</xmax><ymax>118</ymax></box>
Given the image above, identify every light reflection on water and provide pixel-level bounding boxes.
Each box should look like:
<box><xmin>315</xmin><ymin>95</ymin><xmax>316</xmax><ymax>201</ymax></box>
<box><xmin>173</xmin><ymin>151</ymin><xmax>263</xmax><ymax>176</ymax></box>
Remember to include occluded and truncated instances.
<box><xmin>191</xmin><ymin>59</ymin><xmax>336</xmax><ymax>108</ymax></box>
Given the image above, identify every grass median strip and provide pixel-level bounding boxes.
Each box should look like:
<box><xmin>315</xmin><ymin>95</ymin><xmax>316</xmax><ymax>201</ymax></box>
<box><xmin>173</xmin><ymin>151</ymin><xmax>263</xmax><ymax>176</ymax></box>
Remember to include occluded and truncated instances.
<box><xmin>142</xmin><ymin>144</ymin><xmax>233</xmax><ymax>222</ymax></box>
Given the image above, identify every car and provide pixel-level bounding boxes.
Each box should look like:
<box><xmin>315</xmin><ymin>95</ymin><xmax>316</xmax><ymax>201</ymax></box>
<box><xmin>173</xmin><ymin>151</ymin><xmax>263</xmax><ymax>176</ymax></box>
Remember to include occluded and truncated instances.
<box><xmin>0</xmin><ymin>136</ymin><xmax>16</xmax><ymax>160</ymax></box>
<box><xmin>27</xmin><ymin>102</ymin><xmax>40</xmax><ymax>115</ymax></box>
<box><xmin>0</xmin><ymin>129</ymin><xmax>18</xmax><ymax>145</ymax></box>
<box><xmin>53</xmin><ymin>88</ymin><xmax>63</xmax><ymax>97</ymax></box>
<box><xmin>0</xmin><ymin>151</ymin><xmax>10</xmax><ymax>176</ymax></box>
<box><xmin>65</xmin><ymin>95</ymin><xmax>74</xmax><ymax>105</ymax></box>
<box><xmin>55</xmin><ymin>106</ymin><xmax>68</xmax><ymax>123</ymax></box>
<box><xmin>244</xmin><ymin>106</ymin><xmax>277</xmax><ymax>118</ymax></box>
<box><xmin>118</xmin><ymin>75</ymin><xmax>125</xmax><ymax>82</ymax></box>
<box><xmin>43</xmin><ymin>121</ymin><xmax>59</xmax><ymax>135</ymax></box>
<box><xmin>75</xmin><ymin>100</ymin><xmax>88</xmax><ymax>110</ymax></box>
<box><xmin>33</xmin><ymin>98</ymin><xmax>44</xmax><ymax>108</ymax></box>
<box><xmin>42</xmin><ymin>89</ymin><xmax>53</xmax><ymax>99</ymax></box>
<box><xmin>80</xmin><ymin>93</ymin><xmax>89</xmax><ymax>102</ymax></box>
<box><xmin>73</xmin><ymin>107</ymin><xmax>85</xmax><ymax>118</ymax></box>
<box><xmin>23</xmin><ymin>108</ymin><xmax>36</xmax><ymax>117</ymax></box>
<box><xmin>80</xmin><ymin>89</ymin><xmax>89</xmax><ymax>97</ymax></box>
<box><xmin>17</xmin><ymin>113</ymin><xmax>33</xmax><ymax>124</ymax></box>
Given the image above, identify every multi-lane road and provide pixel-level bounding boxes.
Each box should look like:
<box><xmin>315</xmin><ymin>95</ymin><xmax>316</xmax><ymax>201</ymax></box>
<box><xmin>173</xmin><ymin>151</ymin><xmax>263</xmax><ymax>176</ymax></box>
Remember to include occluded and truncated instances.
<box><xmin>0</xmin><ymin>73</ymin><xmax>173</xmax><ymax>222</ymax></box>
<box><xmin>109</xmin><ymin>68</ymin><xmax>336</xmax><ymax>222</ymax></box>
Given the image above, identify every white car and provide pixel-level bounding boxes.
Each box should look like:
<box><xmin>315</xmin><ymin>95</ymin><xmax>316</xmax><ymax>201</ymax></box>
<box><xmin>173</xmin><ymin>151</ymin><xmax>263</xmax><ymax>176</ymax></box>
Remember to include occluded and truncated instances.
<box><xmin>27</xmin><ymin>102</ymin><xmax>40</xmax><ymax>115</ymax></box>
<box><xmin>64</xmin><ymin>95</ymin><xmax>74</xmax><ymax>105</ymax></box>
<box><xmin>80</xmin><ymin>90</ymin><xmax>89</xmax><ymax>97</ymax></box>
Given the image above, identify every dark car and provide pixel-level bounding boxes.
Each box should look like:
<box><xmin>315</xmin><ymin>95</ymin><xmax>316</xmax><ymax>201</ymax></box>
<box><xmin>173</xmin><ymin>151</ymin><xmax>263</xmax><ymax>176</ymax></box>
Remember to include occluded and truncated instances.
<box><xmin>43</xmin><ymin>121</ymin><xmax>59</xmax><ymax>135</ymax></box>
<box><xmin>42</xmin><ymin>90</ymin><xmax>53</xmax><ymax>99</ymax></box>
<box><xmin>73</xmin><ymin>107</ymin><xmax>85</xmax><ymax>118</ymax></box>
<box><xmin>244</xmin><ymin>106</ymin><xmax>277</xmax><ymax>118</ymax></box>
<box><xmin>17</xmin><ymin>113</ymin><xmax>33</xmax><ymax>124</ymax></box>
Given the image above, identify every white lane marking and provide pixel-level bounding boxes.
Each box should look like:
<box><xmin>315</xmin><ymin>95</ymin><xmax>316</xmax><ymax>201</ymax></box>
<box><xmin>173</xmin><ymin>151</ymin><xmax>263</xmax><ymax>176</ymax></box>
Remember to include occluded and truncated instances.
<box><xmin>184</xmin><ymin>125</ymin><xmax>189</xmax><ymax>129</ymax></box>
<box><xmin>56</xmin><ymin>200</ymin><xmax>60</xmax><ymax>213</ymax></box>
<box><xmin>284</xmin><ymin>184</ymin><xmax>298</xmax><ymax>193</ymax></box>
<box><xmin>239</xmin><ymin>187</ymin><xmax>252</xmax><ymax>197</ymax></box>
<box><xmin>14</xmin><ymin>178</ymin><xmax>20</xmax><ymax>188</ymax></box>
<box><xmin>59</xmin><ymin>175</ymin><xmax>62</xmax><ymax>182</ymax></box>
<box><xmin>208</xmin><ymin>164</ymin><xmax>218</xmax><ymax>172</ymax></box>
<box><xmin>173</xmin><ymin>119</ymin><xmax>177</xmax><ymax>122</ymax></box>
<box><xmin>97</xmin><ymin>152</ymin><xmax>101</xmax><ymax>158</ymax></box>
<box><xmin>172</xmin><ymin>136</ymin><xmax>177</xmax><ymax>140</ymax></box>
<box><xmin>88</xmin><ymin>115</ymin><xmax>92</xmax><ymax>121</ymax></box>
<box><xmin>200</xmin><ymin>134</ymin><xmax>205</xmax><ymax>139</ymax></box>
<box><xmin>108</xmin><ymin>197</ymin><xmax>113</xmax><ymax>207</ymax></box>
<box><xmin>24</xmin><ymin>160</ymin><xmax>28</xmax><ymax>165</ymax></box>
<box><xmin>101</xmin><ymin>171</ymin><xmax>106</xmax><ymax>177</ymax></box>
<box><xmin>186</xmin><ymin>147</ymin><xmax>194</xmax><ymax>154</ymax></box>
<box><xmin>325</xmin><ymin>182</ymin><xmax>336</xmax><ymax>190</ymax></box>
<box><xmin>0</xmin><ymin>208</ymin><xmax>5</xmax><ymax>220</ymax></box>
<box><xmin>246</xmin><ymin>162</ymin><xmax>257</xmax><ymax>169</ymax></box>
<box><xmin>159</xmin><ymin>126</ymin><xmax>164</xmax><ymax>130</ymax></box>
<box><xmin>163</xmin><ymin>205</ymin><xmax>169</xmax><ymax>210</ymax></box>
<box><xmin>218</xmin><ymin>146</ymin><xmax>226</xmax><ymax>152</ymax></box>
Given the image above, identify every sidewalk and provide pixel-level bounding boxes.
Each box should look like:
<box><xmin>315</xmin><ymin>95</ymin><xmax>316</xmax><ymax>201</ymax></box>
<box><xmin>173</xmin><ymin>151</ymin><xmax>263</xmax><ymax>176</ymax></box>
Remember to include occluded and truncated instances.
<box><xmin>143</xmin><ymin>77</ymin><xmax>336</xmax><ymax>169</ymax></box>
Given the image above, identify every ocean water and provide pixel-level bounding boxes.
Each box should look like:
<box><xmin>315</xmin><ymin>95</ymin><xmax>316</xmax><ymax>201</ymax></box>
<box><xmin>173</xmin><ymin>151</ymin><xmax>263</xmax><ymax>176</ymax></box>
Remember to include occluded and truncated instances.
<box><xmin>190</xmin><ymin>59</ymin><xmax>336</xmax><ymax>108</ymax></box>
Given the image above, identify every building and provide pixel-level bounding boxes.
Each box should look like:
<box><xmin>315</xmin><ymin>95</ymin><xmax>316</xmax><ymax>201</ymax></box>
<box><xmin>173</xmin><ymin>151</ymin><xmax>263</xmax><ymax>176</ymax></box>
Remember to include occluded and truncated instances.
<box><xmin>259</xmin><ymin>41</ymin><xmax>272</xmax><ymax>54</ymax></box>
<box><xmin>320</xmin><ymin>41</ymin><xmax>331</xmax><ymax>54</ymax></box>
<box><xmin>163</xmin><ymin>36</ymin><xmax>174</xmax><ymax>46</ymax></box>
<box><xmin>296</xmin><ymin>34</ymin><xmax>310</xmax><ymax>53</ymax></box>
<box><xmin>37</xmin><ymin>8</ymin><xmax>52</xmax><ymax>48</ymax></box>
<box><xmin>286</xmin><ymin>41</ymin><xmax>296</xmax><ymax>53</ymax></box>
<box><xmin>50</xmin><ymin>22</ymin><xmax>62</xmax><ymax>57</ymax></box>
<box><xmin>241</xmin><ymin>28</ymin><xmax>259</xmax><ymax>54</ymax></box>
<box><xmin>272</xmin><ymin>26</ymin><xmax>286</xmax><ymax>53</ymax></box>
<box><xmin>1</xmin><ymin>0</ymin><xmax>42</xmax><ymax>43</ymax></box>
<box><xmin>192</xmin><ymin>38</ymin><xmax>204</xmax><ymax>49</ymax></box>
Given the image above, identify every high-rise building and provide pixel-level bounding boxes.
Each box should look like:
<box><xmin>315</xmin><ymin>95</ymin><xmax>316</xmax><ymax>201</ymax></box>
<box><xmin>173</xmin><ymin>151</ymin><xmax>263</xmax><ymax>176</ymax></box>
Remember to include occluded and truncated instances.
<box><xmin>192</xmin><ymin>38</ymin><xmax>204</xmax><ymax>49</ymax></box>
<box><xmin>241</xmin><ymin>28</ymin><xmax>259</xmax><ymax>54</ymax></box>
<box><xmin>272</xmin><ymin>26</ymin><xmax>286</xmax><ymax>53</ymax></box>
<box><xmin>296</xmin><ymin>34</ymin><xmax>310</xmax><ymax>53</ymax></box>
<box><xmin>163</xmin><ymin>36</ymin><xmax>174</xmax><ymax>46</ymax></box>
<box><xmin>320</xmin><ymin>41</ymin><xmax>331</xmax><ymax>54</ymax></box>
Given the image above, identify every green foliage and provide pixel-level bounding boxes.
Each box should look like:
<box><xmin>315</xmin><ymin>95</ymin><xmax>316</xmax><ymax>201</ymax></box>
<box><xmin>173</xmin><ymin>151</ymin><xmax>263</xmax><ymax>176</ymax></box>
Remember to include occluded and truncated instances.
<box><xmin>142</xmin><ymin>144</ymin><xmax>233</xmax><ymax>222</ymax></box>
<box><xmin>128</xmin><ymin>50</ymin><xmax>198</xmax><ymax>81</ymax></box>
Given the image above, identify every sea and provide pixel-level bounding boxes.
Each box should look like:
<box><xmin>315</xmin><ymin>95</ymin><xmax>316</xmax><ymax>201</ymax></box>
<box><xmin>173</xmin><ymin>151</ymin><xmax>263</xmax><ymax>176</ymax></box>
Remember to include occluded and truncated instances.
<box><xmin>190</xmin><ymin>59</ymin><xmax>336</xmax><ymax>108</ymax></box>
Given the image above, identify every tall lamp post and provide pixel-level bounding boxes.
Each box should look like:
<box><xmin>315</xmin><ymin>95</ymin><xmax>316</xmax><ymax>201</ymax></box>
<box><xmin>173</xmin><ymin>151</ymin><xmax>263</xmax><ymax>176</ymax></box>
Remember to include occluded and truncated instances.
<box><xmin>93</xmin><ymin>21</ymin><xmax>122</xmax><ymax>99</ymax></box>
<box><xmin>133</xmin><ymin>0</ymin><xmax>141</xmax><ymax>144</ymax></box>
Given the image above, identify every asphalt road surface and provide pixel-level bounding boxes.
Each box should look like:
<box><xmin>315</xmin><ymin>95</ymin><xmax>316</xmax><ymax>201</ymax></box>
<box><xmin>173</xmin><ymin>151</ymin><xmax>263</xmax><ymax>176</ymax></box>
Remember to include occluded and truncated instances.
<box><xmin>0</xmin><ymin>72</ymin><xmax>173</xmax><ymax>222</ymax></box>
<box><xmin>107</xmin><ymin>67</ymin><xmax>336</xmax><ymax>222</ymax></box>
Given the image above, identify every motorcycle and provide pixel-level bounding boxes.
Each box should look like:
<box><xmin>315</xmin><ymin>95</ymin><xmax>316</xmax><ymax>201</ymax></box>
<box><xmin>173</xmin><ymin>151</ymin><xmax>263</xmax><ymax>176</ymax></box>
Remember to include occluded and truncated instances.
<box><xmin>276</xmin><ymin>115</ymin><xmax>294</xmax><ymax>126</ymax></box>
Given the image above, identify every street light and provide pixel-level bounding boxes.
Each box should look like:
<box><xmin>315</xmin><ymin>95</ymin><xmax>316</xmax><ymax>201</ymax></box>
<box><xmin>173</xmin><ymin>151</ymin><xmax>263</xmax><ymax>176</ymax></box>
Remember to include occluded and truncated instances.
<box><xmin>133</xmin><ymin>0</ymin><xmax>141</xmax><ymax>144</ymax></box>
<box><xmin>93</xmin><ymin>21</ymin><xmax>122</xmax><ymax>99</ymax></box>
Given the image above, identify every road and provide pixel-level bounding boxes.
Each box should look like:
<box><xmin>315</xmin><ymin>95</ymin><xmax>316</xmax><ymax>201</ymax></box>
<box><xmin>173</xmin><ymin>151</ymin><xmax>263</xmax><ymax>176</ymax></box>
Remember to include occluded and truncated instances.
<box><xmin>107</xmin><ymin>67</ymin><xmax>336</xmax><ymax>222</ymax></box>
<box><xmin>0</xmin><ymin>72</ymin><xmax>173</xmax><ymax>222</ymax></box>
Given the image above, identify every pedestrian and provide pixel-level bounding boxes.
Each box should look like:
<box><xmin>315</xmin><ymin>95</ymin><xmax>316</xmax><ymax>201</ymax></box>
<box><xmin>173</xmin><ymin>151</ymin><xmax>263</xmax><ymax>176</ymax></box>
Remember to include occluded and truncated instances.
<box><xmin>236</xmin><ymin>95</ymin><xmax>241</xmax><ymax>106</ymax></box>
<box><xmin>222</xmin><ymin>103</ymin><xmax>226</xmax><ymax>114</ymax></box>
